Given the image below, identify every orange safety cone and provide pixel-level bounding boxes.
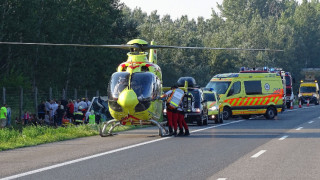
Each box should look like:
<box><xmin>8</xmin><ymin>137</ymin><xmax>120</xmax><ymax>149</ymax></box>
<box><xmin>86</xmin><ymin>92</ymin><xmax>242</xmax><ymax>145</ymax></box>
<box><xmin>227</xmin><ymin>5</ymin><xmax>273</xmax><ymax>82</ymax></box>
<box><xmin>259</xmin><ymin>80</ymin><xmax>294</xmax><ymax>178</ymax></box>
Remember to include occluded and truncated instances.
<box><xmin>299</xmin><ymin>100</ymin><xmax>302</xmax><ymax>108</ymax></box>
<box><xmin>307</xmin><ymin>99</ymin><xmax>310</xmax><ymax>107</ymax></box>
<box><xmin>290</xmin><ymin>100</ymin><xmax>293</xmax><ymax>109</ymax></box>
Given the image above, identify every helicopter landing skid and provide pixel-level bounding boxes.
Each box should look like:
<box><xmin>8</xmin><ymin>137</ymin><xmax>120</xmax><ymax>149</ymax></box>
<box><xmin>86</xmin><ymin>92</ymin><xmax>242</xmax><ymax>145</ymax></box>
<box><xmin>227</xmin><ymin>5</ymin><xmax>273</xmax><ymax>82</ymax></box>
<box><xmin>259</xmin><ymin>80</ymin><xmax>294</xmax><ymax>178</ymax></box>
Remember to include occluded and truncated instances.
<box><xmin>149</xmin><ymin>120</ymin><xmax>169</xmax><ymax>137</ymax></box>
<box><xmin>99</xmin><ymin>120</ymin><xmax>121</xmax><ymax>137</ymax></box>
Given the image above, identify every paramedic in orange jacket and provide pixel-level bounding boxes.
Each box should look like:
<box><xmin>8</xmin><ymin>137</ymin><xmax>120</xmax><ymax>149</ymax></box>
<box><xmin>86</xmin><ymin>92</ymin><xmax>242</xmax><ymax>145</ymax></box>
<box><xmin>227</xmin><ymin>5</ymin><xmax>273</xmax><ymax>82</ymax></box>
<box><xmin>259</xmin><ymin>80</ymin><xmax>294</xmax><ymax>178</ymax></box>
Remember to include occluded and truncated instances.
<box><xmin>161</xmin><ymin>85</ymin><xmax>178</xmax><ymax>136</ymax></box>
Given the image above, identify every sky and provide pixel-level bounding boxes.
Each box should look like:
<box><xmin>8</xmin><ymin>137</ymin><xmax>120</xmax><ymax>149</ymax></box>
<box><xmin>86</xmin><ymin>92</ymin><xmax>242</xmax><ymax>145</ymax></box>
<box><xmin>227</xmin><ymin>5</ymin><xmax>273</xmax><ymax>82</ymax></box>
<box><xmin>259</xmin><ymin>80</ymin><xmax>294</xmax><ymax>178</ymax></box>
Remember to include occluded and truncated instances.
<box><xmin>120</xmin><ymin>0</ymin><xmax>223</xmax><ymax>20</ymax></box>
<box><xmin>120</xmin><ymin>0</ymin><xmax>303</xmax><ymax>20</ymax></box>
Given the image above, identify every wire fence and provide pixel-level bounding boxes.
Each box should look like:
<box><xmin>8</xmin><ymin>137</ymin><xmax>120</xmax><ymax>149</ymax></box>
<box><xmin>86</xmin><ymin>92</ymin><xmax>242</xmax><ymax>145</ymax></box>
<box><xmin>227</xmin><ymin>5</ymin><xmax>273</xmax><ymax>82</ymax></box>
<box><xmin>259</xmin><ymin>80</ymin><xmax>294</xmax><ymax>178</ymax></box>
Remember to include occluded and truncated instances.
<box><xmin>1</xmin><ymin>87</ymin><xmax>103</xmax><ymax>124</ymax></box>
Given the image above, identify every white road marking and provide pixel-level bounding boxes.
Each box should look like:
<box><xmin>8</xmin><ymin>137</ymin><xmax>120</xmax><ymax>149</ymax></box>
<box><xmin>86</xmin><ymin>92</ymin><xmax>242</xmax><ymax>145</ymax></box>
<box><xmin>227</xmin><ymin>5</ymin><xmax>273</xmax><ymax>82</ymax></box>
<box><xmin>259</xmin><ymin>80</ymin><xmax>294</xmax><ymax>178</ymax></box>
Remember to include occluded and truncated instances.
<box><xmin>1</xmin><ymin>120</ymin><xmax>245</xmax><ymax>180</ymax></box>
<box><xmin>296</xmin><ymin>127</ymin><xmax>303</xmax><ymax>130</ymax></box>
<box><xmin>279</xmin><ymin>135</ymin><xmax>288</xmax><ymax>140</ymax></box>
<box><xmin>251</xmin><ymin>150</ymin><xmax>267</xmax><ymax>158</ymax></box>
<box><xmin>308</xmin><ymin>121</ymin><xmax>314</xmax><ymax>124</ymax></box>
<box><xmin>217</xmin><ymin>178</ymin><xmax>227</xmax><ymax>180</ymax></box>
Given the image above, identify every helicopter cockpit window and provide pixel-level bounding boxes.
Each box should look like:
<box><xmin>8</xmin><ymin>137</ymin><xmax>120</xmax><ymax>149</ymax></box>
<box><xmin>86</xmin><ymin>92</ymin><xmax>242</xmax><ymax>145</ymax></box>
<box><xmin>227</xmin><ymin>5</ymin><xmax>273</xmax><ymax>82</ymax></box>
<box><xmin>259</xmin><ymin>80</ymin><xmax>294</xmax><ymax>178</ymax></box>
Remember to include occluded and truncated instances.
<box><xmin>108</xmin><ymin>72</ymin><xmax>129</xmax><ymax>99</ymax></box>
<box><xmin>131</xmin><ymin>72</ymin><xmax>155</xmax><ymax>101</ymax></box>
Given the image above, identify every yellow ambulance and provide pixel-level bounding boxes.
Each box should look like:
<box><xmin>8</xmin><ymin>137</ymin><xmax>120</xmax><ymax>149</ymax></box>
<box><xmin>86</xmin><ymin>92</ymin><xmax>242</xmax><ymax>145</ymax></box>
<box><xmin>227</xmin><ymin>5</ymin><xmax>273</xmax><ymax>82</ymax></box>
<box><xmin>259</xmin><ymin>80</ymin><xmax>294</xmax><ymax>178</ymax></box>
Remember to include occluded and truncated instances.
<box><xmin>298</xmin><ymin>80</ymin><xmax>319</xmax><ymax>105</ymax></box>
<box><xmin>205</xmin><ymin>72</ymin><xmax>284</xmax><ymax>120</ymax></box>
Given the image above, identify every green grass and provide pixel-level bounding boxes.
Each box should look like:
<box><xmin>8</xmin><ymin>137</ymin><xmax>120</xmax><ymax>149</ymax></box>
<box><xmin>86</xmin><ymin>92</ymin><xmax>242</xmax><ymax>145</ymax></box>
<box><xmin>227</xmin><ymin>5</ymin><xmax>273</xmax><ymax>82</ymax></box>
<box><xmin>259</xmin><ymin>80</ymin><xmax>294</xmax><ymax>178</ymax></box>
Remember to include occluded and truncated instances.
<box><xmin>0</xmin><ymin>124</ymin><xmax>138</xmax><ymax>151</ymax></box>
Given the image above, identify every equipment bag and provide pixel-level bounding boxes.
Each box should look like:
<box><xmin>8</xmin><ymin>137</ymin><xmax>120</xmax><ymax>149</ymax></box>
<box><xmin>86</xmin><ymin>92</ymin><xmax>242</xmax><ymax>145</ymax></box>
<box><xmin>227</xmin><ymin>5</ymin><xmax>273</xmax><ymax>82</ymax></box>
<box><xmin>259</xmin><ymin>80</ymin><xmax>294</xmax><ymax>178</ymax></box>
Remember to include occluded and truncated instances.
<box><xmin>183</xmin><ymin>92</ymin><xmax>193</xmax><ymax>112</ymax></box>
<box><xmin>167</xmin><ymin>89</ymin><xmax>185</xmax><ymax>110</ymax></box>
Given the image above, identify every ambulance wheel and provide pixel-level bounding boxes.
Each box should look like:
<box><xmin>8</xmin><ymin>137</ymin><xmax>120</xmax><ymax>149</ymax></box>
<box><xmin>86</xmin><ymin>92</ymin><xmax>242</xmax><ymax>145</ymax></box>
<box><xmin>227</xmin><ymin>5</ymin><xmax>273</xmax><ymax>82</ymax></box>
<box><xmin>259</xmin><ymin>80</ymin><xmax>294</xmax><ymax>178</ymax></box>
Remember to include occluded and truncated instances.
<box><xmin>265</xmin><ymin>106</ymin><xmax>276</xmax><ymax>120</ymax></box>
<box><xmin>222</xmin><ymin>107</ymin><xmax>231</xmax><ymax>120</ymax></box>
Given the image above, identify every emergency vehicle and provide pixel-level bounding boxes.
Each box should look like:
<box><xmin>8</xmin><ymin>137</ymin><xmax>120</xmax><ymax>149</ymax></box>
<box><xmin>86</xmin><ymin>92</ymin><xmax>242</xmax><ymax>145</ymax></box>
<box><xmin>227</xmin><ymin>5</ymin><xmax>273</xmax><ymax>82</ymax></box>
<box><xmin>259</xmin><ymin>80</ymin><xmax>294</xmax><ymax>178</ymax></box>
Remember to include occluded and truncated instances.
<box><xmin>298</xmin><ymin>80</ymin><xmax>319</xmax><ymax>105</ymax></box>
<box><xmin>202</xmin><ymin>89</ymin><xmax>222</xmax><ymax>124</ymax></box>
<box><xmin>205</xmin><ymin>71</ymin><xmax>284</xmax><ymax>120</ymax></box>
<box><xmin>285</xmin><ymin>72</ymin><xmax>295</xmax><ymax>108</ymax></box>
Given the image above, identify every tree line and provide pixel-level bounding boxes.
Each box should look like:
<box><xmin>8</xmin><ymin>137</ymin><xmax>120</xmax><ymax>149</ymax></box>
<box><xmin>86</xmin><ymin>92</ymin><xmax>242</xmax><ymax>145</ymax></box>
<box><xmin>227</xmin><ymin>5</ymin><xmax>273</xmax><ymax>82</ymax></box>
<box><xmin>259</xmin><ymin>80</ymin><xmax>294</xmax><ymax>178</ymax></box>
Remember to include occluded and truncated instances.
<box><xmin>0</xmin><ymin>0</ymin><xmax>319</xmax><ymax>94</ymax></box>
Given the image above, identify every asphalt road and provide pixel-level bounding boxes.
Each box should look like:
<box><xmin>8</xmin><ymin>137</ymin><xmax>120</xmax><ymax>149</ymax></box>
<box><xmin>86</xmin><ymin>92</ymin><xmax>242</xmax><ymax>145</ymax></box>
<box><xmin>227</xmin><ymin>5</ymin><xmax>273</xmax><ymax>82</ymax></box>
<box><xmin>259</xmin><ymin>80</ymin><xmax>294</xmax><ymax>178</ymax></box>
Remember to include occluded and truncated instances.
<box><xmin>1</xmin><ymin>105</ymin><xmax>320</xmax><ymax>180</ymax></box>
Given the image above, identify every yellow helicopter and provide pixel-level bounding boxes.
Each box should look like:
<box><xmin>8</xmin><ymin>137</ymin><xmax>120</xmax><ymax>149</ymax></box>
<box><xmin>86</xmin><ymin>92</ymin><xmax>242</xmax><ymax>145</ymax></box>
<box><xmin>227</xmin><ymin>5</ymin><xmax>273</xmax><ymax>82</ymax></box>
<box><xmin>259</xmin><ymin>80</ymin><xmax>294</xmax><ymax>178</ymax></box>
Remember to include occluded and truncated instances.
<box><xmin>0</xmin><ymin>39</ymin><xmax>283</xmax><ymax>137</ymax></box>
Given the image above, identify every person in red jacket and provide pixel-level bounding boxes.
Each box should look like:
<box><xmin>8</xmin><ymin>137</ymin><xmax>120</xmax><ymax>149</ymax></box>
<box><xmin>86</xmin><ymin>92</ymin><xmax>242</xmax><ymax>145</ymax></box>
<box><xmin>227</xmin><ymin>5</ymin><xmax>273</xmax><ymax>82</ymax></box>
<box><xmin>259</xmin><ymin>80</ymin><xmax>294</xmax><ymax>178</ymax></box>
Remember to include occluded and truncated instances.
<box><xmin>67</xmin><ymin>100</ymin><xmax>74</xmax><ymax>120</ymax></box>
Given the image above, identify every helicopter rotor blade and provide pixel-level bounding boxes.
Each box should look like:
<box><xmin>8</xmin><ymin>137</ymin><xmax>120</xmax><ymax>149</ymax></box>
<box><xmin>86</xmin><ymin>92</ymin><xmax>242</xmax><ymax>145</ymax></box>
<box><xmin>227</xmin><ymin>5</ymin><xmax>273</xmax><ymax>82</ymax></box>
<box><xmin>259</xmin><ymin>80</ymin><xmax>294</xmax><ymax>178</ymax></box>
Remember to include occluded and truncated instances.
<box><xmin>0</xmin><ymin>41</ymin><xmax>283</xmax><ymax>52</ymax></box>
<box><xmin>145</xmin><ymin>45</ymin><xmax>284</xmax><ymax>52</ymax></box>
<box><xmin>0</xmin><ymin>42</ymin><xmax>136</xmax><ymax>49</ymax></box>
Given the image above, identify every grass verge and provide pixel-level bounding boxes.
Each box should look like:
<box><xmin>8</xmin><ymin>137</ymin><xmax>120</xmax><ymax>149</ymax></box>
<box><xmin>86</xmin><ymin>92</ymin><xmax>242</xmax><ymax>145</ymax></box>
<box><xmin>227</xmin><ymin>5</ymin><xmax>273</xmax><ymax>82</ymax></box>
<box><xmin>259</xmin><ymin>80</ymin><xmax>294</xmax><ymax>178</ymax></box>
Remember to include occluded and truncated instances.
<box><xmin>0</xmin><ymin>124</ymin><xmax>138</xmax><ymax>151</ymax></box>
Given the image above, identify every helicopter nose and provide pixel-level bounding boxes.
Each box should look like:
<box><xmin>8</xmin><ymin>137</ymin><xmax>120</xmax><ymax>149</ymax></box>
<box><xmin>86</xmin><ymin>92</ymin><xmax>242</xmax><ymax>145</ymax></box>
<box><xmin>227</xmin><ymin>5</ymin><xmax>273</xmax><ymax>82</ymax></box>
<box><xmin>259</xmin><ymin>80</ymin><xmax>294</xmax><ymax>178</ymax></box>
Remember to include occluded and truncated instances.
<box><xmin>117</xmin><ymin>89</ymin><xmax>139</xmax><ymax>109</ymax></box>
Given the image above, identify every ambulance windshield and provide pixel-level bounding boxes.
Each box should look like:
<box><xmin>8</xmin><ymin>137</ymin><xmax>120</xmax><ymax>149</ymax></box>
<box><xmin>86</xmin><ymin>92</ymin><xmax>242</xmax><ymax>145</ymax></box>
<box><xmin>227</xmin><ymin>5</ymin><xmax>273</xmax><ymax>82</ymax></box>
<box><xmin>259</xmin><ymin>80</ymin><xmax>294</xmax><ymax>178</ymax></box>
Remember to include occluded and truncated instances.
<box><xmin>203</xmin><ymin>93</ymin><xmax>216</xmax><ymax>101</ymax></box>
<box><xmin>205</xmin><ymin>81</ymin><xmax>231</xmax><ymax>95</ymax></box>
<box><xmin>300</xmin><ymin>86</ymin><xmax>316</xmax><ymax>93</ymax></box>
<box><xmin>285</xmin><ymin>76</ymin><xmax>291</xmax><ymax>86</ymax></box>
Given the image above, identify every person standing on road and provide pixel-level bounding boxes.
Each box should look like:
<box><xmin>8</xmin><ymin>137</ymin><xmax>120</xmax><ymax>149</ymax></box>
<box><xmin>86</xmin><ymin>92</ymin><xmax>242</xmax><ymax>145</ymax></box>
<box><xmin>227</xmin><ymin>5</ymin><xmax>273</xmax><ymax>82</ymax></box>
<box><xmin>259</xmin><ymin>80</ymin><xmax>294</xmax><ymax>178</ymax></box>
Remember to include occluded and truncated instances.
<box><xmin>176</xmin><ymin>99</ymin><xmax>190</xmax><ymax>136</ymax></box>
<box><xmin>161</xmin><ymin>86</ymin><xmax>178</xmax><ymax>136</ymax></box>
<box><xmin>0</xmin><ymin>104</ymin><xmax>7</xmax><ymax>128</ymax></box>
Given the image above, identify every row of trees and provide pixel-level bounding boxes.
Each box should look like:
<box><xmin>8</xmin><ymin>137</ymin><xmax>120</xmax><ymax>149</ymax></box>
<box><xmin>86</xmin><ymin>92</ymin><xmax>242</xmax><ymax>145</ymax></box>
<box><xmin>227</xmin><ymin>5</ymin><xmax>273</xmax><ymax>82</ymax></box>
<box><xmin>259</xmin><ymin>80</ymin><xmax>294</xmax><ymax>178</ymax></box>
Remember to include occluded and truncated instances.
<box><xmin>0</xmin><ymin>0</ymin><xmax>319</xmax><ymax>94</ymax></box>
<box><xmin>125</xmin><ymin>0</ymin><xmax>320</xmax><ymax>88</ymax></box>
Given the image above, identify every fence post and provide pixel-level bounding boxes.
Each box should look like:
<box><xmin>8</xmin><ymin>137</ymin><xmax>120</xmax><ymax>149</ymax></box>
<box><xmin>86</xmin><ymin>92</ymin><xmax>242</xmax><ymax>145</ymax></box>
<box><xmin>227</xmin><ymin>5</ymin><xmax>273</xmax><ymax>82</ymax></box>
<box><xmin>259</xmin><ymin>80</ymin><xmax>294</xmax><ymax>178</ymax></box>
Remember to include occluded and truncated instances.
<box><xmin>19</xmin><ymin>87</ymin><xmax>23</xmax><ymax>133</ymax></box>
<box><xmin>96</xmin><ymin>90</ymin><xmax>99</xmax><ymax>97</ymax></box>
<box><xmin>49</xmin><ymin>87</ymin><xmax>52</xmax><ymax>100</ymax></box>
<box><xmin>74</xmin><ymin>88</ymin><xmax>77</xmax><ymax>100</ymax></box>
<box><xmin>35</xmin><ymin>87</ymin><xmax>38</xmax><ymax>116</ymax></box>
<box><xmin>2</xmin><ymin>87</ymin><xmax>5</xmax><ymax>104</ymax></box>
<box><xmin>62</xmin><ymin>89</ymin><xmax>66</xmax><ymax>100</ymax></box>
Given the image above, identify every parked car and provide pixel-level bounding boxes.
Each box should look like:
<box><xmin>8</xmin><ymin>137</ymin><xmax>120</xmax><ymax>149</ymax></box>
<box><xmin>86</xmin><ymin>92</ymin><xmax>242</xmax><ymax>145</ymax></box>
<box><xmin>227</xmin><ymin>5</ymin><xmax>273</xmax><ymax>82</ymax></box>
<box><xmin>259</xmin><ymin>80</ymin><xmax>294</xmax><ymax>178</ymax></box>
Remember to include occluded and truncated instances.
<box><xmin>178</xmin><ymin>77</ymin><xmax>208</xmax><ymax>126</ymax></box>
<box><xmin>88</xmin><ymin>96</ymin><xmax>113</xmax><ymax>123</ymax></box>
<box><xmin>162</xmin><ymin>77</ymin><xmax>208</xmax><ymax>126</ymax></box>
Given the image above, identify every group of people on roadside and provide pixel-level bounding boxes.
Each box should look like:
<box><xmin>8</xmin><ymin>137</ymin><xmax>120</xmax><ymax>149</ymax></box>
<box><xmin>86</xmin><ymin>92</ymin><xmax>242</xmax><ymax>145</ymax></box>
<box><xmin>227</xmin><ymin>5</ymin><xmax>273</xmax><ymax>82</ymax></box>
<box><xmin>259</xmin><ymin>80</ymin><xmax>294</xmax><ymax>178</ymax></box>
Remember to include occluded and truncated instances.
<box><xmin>161</xmin><ymin>85</ymin><xmax>190</xmax><ymax>136</ymax></box>
<box><xmin>0</xmin><ymin>97</ymin><xmax>97</xmax><ymax>129</ymax></box>
<box><xmin>36</xmin><ymin>97</ymin><xmax>93</xmax><ymax>127</ymax></box>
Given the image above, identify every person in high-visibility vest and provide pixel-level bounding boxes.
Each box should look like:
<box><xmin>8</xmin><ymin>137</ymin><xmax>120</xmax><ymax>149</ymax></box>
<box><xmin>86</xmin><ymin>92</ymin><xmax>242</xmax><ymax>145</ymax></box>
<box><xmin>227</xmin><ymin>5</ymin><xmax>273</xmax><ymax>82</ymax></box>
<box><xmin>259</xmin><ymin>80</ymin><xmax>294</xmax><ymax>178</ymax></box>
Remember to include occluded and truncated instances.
<box><xmin>0</xmin><ymin>104</ymin><xmax>7</xmax><ymax>128</ymax></box>
<box><xmin>161</xmin><ymin>85</ymin><xmax>185</xmax><ymax>136</ymax></box>
<box><xmin>88</xmin><ymin>110</ymin><xmax>96</xmax><ymax>125</ymax></box>
<box><xmin>74</xmin><ymin>106</ymin><xmax>84</xmax><ymax>125</ymax></box>
<box><xmin>161</xmin><ymin>86</ymin><xmax>178</xmax><ymax>136</ymax></box>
